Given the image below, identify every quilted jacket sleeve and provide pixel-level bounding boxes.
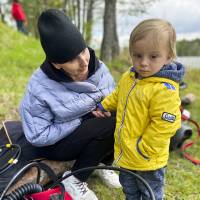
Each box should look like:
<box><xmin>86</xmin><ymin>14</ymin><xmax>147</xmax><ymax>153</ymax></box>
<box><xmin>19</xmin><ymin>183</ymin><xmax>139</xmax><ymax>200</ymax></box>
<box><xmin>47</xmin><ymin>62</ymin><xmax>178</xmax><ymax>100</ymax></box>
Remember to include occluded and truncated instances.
<box><xmin>20</xmin><ymin>95</ymin><xmax>81</xmax><ymax>147</ymax></box>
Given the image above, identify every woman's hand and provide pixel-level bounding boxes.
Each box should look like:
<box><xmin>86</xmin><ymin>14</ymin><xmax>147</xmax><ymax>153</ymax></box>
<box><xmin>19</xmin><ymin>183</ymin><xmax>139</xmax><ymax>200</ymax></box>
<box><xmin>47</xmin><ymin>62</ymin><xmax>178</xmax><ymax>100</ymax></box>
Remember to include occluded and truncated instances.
<box><xmin>92</xmin><ymin>108</ymin><xmax>111</xmax><ymax>118</ymax></box>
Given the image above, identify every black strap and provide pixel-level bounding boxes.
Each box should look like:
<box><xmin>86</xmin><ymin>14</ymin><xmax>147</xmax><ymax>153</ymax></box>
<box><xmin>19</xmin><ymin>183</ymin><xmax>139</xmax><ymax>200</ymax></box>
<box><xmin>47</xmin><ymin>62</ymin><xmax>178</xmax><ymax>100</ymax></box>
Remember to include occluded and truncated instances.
<box><xmin>35</xmin><ymin>161</ymin><xmax>58</xmax><ymax>183</ymax></box>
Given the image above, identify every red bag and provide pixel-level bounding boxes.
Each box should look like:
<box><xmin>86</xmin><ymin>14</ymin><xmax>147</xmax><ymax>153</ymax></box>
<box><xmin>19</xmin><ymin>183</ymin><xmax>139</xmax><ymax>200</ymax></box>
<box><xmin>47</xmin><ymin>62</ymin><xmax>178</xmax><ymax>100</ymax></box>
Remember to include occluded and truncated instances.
<box><xmin>27</xmin><ymin>187</ymin><xmax>72</xmax><ymax>200</ymax></box>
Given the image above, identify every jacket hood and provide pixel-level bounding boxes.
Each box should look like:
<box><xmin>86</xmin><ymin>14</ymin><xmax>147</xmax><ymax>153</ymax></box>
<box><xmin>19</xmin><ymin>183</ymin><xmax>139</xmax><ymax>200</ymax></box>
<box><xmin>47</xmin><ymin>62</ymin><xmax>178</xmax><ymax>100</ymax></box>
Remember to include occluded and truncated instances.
<box><xmin>130</xmin><ymin>62</ymin><xmax>185</xmax><ymax>83</ymax></box>
<box><xmin>153</xmin><ymin>62</ymin><xmax>185</xmax><ymax>83</ymax></box>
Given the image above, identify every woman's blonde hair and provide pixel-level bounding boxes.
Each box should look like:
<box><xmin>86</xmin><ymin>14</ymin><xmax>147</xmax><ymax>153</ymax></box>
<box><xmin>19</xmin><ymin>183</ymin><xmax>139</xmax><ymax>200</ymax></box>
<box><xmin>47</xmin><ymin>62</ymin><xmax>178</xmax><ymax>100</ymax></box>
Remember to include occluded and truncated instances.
<box><xmin>129</xmin><ymin>18</ymin><xmax>177</xmax><ymax>59</ymax></box>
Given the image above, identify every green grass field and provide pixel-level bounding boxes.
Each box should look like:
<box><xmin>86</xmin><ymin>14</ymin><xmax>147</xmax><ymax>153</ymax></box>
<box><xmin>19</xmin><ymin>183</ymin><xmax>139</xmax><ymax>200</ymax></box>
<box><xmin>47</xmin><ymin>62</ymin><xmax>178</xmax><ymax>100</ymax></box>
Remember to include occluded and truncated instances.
<box><xmin>1</xmin><ymin>22</ymin><xmax>200</xmax><ymax>199</ymax></box>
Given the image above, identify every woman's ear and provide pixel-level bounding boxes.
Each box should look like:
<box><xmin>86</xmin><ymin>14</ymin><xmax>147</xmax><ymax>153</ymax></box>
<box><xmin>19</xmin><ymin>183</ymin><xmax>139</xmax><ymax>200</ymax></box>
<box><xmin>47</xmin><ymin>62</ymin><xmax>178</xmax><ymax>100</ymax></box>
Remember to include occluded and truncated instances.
<box><xmin>52</xmin><ymin>63</ymin><xmax>61</xmax><ymax>69</ymax></box>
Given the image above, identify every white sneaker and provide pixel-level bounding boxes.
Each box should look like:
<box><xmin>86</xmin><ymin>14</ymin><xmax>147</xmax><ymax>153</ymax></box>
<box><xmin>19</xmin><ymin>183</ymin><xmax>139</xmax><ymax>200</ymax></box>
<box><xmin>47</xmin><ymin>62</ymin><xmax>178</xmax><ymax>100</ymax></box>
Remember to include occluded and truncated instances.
<box><xmin>62</xmin><ymin>171</ymin><xmax>98</xmax><ymax>200</ymax></box>
<box><xmin>93</xmin><ymin>164</ymin><xmax>121</xmax><ymax>189</ymax></box>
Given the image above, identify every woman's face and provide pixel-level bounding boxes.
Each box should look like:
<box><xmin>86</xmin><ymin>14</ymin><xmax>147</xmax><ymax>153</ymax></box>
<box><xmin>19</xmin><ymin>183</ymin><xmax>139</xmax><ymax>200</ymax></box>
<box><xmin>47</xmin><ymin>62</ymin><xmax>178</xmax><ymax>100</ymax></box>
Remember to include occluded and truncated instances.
<box><xmin>53</xmin><ymin>48</ymin><xmax>90</xmax><ymax>81</ymax></box>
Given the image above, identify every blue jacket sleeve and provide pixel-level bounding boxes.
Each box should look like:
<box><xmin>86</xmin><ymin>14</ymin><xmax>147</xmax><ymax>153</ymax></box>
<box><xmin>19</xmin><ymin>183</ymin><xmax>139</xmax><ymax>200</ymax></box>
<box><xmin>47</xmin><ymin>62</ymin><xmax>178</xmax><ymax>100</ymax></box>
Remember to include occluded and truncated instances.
<box><xmin>20</xmin><ymin>97</ymin><xmax>81</xmax><ymax>147</ymax></box>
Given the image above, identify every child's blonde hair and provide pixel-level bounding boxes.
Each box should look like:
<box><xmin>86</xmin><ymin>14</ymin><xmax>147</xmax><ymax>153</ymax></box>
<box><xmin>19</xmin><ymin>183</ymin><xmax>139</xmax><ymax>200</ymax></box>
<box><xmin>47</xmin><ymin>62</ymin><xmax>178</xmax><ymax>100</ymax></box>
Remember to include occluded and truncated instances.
<box><xmin>129</xmin><ymin>18</ymin><xmax>177</xmax><ymax>59</ymax></box>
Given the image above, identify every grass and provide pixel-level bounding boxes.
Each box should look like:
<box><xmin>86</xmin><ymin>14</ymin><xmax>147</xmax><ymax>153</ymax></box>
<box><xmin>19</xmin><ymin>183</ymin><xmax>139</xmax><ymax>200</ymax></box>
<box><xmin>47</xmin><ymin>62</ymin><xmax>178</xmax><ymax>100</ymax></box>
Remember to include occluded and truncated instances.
<box><xmin>1</xmin><ymin>22</ymin><xmax>200</xmax><ymax>199</ymax></box>
<box><xmin>0</xmin><ymin>22</ymin><xmax>44</xmax><ymax>121</ymax></box>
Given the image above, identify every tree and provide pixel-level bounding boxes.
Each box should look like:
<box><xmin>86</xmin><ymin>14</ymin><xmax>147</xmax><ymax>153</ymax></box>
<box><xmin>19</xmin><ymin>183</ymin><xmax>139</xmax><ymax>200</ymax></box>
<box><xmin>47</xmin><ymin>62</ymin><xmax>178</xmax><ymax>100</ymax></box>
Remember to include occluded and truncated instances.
<box><xmin>177</xmin><ymin>39</ymin><xmax>200</xmax><ymax>56</ymax></box>
<box><xmin>100</xmin><ymin>0</ymin><xmax>157</xmax><ymax>62</ymax></box>
<box><xmin>20</xmin><ymin>0</ymin><xmax>64</xmax><ymax>37</ymax></box>
<box><xmin>84</xmin><ymin>0</ymin><xmax>95</xmax><ymax>44</ymax></box>
<box><xmin>0</xmin><ymin>2</ymin><xmax>7</xmax><ymax>23</ymax></box>
<box><xmin>8</xmin><ymin>0</ymin><xmax>97</xmax><ymax>42</ymax></box>
<box><xmin>100</xmin><ymin>0</ymin><xmax>119</xmax><ymax>62</ymax></box>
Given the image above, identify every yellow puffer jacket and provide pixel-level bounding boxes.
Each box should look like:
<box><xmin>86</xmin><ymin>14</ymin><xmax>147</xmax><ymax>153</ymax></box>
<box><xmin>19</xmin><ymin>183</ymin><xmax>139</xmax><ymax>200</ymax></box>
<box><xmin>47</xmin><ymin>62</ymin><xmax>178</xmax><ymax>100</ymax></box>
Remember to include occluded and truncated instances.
<box><xmin>101</xmin><ymin>70</ymin><xmax>181</xmax><ymax>170</ymax></box>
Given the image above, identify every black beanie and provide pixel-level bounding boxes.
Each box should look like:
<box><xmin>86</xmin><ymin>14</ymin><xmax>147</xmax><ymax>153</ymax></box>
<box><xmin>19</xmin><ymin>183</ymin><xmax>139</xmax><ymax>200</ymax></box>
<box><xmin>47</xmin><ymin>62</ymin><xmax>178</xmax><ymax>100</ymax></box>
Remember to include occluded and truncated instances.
<box><xmin>38</xmin><ymin>9</ymin><xmax>86</xmax><ymax>64</ymax></box>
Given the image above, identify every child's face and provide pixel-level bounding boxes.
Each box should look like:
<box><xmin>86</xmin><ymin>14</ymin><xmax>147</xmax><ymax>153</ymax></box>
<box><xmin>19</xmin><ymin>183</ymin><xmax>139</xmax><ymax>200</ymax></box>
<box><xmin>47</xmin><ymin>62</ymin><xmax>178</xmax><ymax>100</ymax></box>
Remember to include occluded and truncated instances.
<box><xmin>53</xmin><ymin>48</ymin><xmax>90</xmax><ymax>81</ymax></box>
<box><xmin>131</xmin><ymin>34</ymin><xmax>171</xmax><ymax>78</ymax></box>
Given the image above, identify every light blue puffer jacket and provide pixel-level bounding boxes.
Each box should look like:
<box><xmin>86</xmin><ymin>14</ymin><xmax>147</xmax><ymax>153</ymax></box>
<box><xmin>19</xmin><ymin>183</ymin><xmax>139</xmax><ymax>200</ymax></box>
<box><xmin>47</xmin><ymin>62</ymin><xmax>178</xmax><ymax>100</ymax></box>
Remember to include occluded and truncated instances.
<box><xmin>19</xmin><ymin>61</ymin><xmax>115</xmax><ymax>147</ymax></box>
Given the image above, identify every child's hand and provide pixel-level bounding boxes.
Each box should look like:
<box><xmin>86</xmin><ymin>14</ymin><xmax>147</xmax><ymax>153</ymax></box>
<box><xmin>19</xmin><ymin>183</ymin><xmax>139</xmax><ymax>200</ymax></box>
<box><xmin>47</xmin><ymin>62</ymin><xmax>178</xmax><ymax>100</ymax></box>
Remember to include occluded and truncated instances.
<box><xmin>92</xmin><ymin>108</ymin><xmax>111</xmax><ymax>118</ymax></box>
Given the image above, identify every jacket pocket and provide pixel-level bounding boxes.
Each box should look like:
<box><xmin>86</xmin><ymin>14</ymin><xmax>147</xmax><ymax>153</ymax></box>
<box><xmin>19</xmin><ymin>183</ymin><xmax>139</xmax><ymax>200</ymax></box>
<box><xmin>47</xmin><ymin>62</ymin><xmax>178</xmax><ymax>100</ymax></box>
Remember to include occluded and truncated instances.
<box><xmin>136</xmin><ymin>136</ymin><xmax>150</xmax><ymax>161</ymax></box>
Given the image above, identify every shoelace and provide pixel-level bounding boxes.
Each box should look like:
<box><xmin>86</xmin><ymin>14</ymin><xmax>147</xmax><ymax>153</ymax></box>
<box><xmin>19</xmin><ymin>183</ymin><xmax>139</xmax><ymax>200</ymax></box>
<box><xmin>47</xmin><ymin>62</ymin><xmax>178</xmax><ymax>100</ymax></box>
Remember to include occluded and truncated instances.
<box><xmin>74</xmin><ymin>180</ymin><xmax>88</xmax><ymax>195</ymax></box>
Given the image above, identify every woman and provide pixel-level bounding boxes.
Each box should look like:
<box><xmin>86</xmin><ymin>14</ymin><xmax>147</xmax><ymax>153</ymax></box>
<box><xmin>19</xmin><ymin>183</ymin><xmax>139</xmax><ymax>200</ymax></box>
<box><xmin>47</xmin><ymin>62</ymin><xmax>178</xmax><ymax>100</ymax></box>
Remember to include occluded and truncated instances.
<box><xmin>19</xmin><ymin>9</ymin><xmax>120</xmax><ymax>200</ymax></box>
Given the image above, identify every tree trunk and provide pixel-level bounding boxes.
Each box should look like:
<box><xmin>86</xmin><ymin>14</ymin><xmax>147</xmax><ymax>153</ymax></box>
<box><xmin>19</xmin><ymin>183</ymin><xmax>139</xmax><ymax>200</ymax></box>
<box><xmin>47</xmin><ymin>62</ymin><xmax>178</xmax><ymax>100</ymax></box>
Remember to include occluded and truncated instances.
<box><xmin>84</xmin><ymin>0</ymin><xmax>94</xmax><ymax>45</ymax></box>
<box><xmin>81</xmin><ymin>0</ymin><xmax>86</xmax><ymax>34</ymax></box>
<box><xmin>77</xmin><ymin>0</ymin><xmax>81</xmax><ymax>31</ymax></box>
<box><xmin>100</xmin><ymin>0</ymin><xmax>119</xmax><ymax>62</ymax></box>
<box><xmin>0</xmin><ymin>4</ymin><xmax>5</xmax><ymax>23</ymax></box>
<box><xmin>62</xmin><ymin>0</ymin><xmax>68</xmax><ymax>13</ymax></box>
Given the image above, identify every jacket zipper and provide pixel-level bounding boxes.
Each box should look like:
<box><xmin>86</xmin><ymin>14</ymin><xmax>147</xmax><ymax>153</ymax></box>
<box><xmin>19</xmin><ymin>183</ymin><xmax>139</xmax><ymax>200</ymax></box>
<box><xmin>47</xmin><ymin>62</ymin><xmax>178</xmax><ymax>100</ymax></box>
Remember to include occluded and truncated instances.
<box><xmin>114</xmin><ymin>79</ymin><xmax>137</xmax><ymax>164</ymax></box>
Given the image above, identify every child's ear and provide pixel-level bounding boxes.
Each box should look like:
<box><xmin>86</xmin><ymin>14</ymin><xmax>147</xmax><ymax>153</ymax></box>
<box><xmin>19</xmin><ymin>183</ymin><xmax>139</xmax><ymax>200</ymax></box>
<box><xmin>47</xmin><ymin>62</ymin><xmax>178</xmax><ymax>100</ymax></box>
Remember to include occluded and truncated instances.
<box><xmin>165</xmin><ymin>55</ymin><xmax>172</xmax><ymax>64</ymax></box>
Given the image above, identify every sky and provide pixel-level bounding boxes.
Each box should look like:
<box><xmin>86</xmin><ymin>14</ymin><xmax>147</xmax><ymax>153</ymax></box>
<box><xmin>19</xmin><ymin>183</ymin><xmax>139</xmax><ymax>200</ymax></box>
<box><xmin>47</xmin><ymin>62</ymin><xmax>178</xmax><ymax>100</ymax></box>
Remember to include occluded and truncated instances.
<box><xmin>1</xmin><ymin>0</ymin><xmax>199</xmax><ymax>47</ymax></box>
<box><xmin>93</xmin><ymin>0</ymin><xmax>200</xmax><ymax>47</ymax></box>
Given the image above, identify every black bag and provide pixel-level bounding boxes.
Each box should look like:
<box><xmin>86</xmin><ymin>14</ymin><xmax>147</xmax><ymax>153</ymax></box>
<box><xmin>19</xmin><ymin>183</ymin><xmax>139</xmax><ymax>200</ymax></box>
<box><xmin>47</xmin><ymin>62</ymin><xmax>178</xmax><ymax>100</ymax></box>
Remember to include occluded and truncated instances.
<box><xmin>170</xmin><ymin>123</ymin><xmax>193</xmax><ymax>151</ymax></box>
<box><xmin>0</xmin><ymin>121</ymin><xmax>39</xmax><ymax>194</ymax></box>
